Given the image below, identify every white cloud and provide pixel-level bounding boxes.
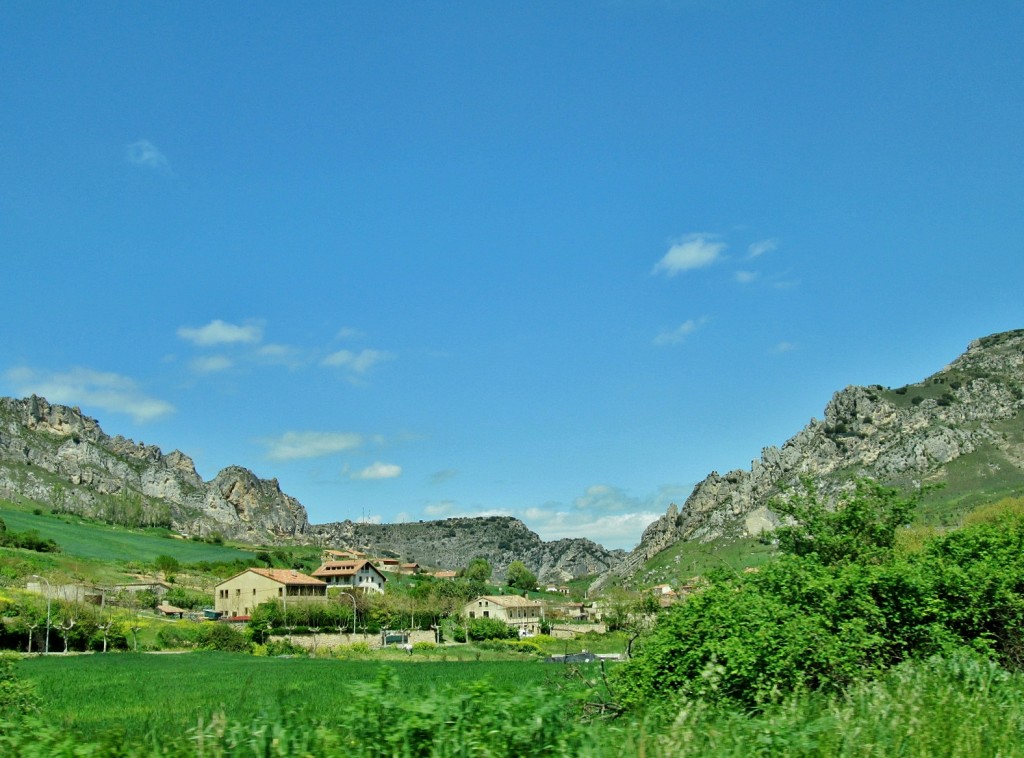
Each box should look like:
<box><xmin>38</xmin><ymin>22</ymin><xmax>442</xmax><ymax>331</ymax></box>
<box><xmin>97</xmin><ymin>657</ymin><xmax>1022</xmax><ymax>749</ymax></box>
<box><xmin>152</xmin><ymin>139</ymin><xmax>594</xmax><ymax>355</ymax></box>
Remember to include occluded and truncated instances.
<box><xmin>177</xmin><ymin>319</ymin><xmax>263</xmax><ymax>347</ymax></box>
<box><xmin>263</xmin><ymin>431</ymin><xmax>363</xmax><ymax>461</ymax></box>
<box><xmin>254</xmin><ymin>343</ymin><xmax>306</xmax><ymax>369</ymax></box>
<box><xmin>572</xmin><ymin>484</ymin><xmax>642</xmax><ymax>513</ymax></box>
<box><xmin>424</xmin><ymin>501</ymin><xmax>458</xmax><ymax>517</ymax></box>
<box><xmin>350</xmin><ymin>461</ymin><xmax>402</xmax><ymax>480</ymax></box>
<box><xmin>126</xmin><ymin>139</ymin><xmax>170</xmax><ymax>172</ymax></box>
<box><xmin>652</xmin><ymin>234</ymin><xmax>725</xmax><ymax>276</ymax></box>
<box><xmin>748</xmin><ymin>239</ymin><xmax>778</xmax><ymax>258</ymax></box>
<box><xmin>335</xmin><ymin>326</ymin><xmax>365</xmax><ymax>340</ymax></box>
<box><xmin>430</xmin><ymin>469</ymin><xmax>459</xmax><ymax>485</ymax></box>
<box><xmin>654</xmin><ymin>317</ymin><xmax>706</xmax><ymax>346</ymax></box>
<box><xmin>322</xmin><ymin>349</ymin><xmax>394</xmax><ymax>374</ymax></box>
<box><xmin>523</xmin><ymin>508</ymin><xmax>662</xmax><ymax>550</ymax></box>
<box><xmin>735</xmin><ymin>270</ymin><xmax>758</xmax><ymax>284</ymax></box>
<box><xmin>410</xmin><ymin>482</ymin><xmax>691</xmax><ymax>550</ymax></box>
<box><xmin>5</xmin><ymin>365</ymin><xmax>174</xmax><ymax>424</ymax></box>
<box><xmin>189</xmin><ymin>355</ymin><xmax>233</xmax><ymax>373</ymax></box>
<box><xmin>256</xmin><ymin>344</ymin><xmax>292</xmax><ymax>358</ymax></box>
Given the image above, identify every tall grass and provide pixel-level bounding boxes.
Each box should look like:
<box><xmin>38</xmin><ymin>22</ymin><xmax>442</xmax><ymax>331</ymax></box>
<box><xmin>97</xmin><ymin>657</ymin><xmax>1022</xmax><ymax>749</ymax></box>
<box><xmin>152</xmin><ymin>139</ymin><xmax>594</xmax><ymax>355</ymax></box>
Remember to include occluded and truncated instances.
<box><xmin>6</xmin><ymin>653</ymin><xmax>1024</xmax><ymax>756</ymax></box>
<box><xmin>18</xmin><ymin>652</ymin><xmax>560</xmax><ymax>739</ymax></box>
<box><xmin>633</xmin><ymin>653</ymin><xmax>1024</xmax><ymax>757</ymax></box>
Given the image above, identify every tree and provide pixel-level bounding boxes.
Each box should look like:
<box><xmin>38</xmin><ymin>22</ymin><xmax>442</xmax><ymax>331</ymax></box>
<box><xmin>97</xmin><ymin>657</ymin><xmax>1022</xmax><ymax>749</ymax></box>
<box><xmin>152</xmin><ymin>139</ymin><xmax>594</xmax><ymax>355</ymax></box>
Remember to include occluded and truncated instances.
<box><xmin>464</xmin><ymin>557</ymin><xmax>492</xmax><ymax>583</ymax></box>
<box><xmin>772</xmin><ymin>478</ymin><xmax>920</xmax><ymax>565</ymax></box>
<box><xmin>154</xmin><ymin>554</ymin><xmax>181</xmax><ymax>575</ymax></box>
<box><xmin>505</xmin><ymin>561</ymin><xmax>537</xmax><ymax>592</ymax></box>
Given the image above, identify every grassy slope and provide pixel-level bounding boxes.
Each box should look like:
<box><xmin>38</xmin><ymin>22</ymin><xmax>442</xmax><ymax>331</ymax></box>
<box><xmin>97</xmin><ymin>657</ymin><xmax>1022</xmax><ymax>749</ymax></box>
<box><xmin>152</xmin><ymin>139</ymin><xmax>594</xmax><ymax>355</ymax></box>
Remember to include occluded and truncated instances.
<box><xmin>630</xmin><ymin>536</ymin><xmax>776</xmax><ymax>589</ymax></box>
<box><xmin>0</xmin><ymin>501</ymin><xmax>256</xmax><ymax>564</ymax></box>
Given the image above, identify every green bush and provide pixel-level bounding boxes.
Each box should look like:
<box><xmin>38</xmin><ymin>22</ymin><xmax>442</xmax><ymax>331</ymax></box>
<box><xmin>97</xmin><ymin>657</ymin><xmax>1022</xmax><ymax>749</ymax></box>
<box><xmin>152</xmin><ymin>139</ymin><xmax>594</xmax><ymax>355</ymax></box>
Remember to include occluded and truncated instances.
<box><xmin>162</xmin><ymin>587</ymin><xmax>212</xmax><ymax>610</ymax></box>
<box><xmin>614</xmin><ymin>481</ymin><xmax>1024</xmax><ymax>712</ymax></box>
<box><xmin>156</xmin><ymin>622</ymin><xmax>202</xmax><ymax>650</ymax></box>
<box><xmin>454</xmin><ymin>617</ymin><xmax>519</xmax><ymax>642</ymax></box>
<box><xmin>196</xmin><ymin>622</ymin><xmax>249</xmax><ymax>652</ymax></box>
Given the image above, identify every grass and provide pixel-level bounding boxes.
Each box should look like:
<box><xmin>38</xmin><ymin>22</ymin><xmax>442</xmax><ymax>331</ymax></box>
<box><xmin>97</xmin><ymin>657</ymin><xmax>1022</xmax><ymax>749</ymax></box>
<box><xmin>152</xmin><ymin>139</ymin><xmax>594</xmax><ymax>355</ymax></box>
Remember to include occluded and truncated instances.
<box><xmin>0</xmin><ymin>501</ymin><xmax>256</xmax><ymax>565</ymax></box>
<box><xmin>11</xmin><ymin>651</ymin><xmax>1024</xmax><ymax>756</ymax></box>
<box><xmin>17</xmin><ymin>651</ymin><xmax>562</xmax><ymax>739</ymax></box>
<box><xmin>634</xmin><ymin>535</ymin><xmax>775</xmax><ymax>588</ymax></box>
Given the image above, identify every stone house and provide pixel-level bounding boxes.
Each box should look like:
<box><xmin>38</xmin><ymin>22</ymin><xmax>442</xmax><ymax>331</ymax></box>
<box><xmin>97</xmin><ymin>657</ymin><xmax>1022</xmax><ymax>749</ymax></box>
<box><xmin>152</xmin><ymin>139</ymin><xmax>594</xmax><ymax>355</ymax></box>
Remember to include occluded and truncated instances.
<box><xmin>464</xmin><ymin>595</ymin><xmax>543</xmax><ymax>634</ymax></box>
<box><xmin>311</xmin><ymin>560</ymin><xmax>387</xmax><ymax>594</ymax></box>
<box><xmin>214</xmin><ymin>568</ymin><xmax>326</xmax><ymax>618</ymax></box>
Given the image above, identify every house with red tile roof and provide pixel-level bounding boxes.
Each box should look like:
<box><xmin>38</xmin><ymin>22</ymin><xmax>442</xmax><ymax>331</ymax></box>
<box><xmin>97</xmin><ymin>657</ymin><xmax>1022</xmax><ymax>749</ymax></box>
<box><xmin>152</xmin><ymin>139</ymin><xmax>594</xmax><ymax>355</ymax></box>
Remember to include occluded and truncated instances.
<box><xmin>214</xmin><ymin>568</ymin><xmax>326</xmax><ymax>618</ymax></box>
<box><xmin>463</xmin><ymin>595</ymin><xmax>543</xmax><ymax>634</ymax></box>
<box><xmin>311</xmin><ymin>560</ymin><xmax>387</xmax><ymax>594</ymax></box>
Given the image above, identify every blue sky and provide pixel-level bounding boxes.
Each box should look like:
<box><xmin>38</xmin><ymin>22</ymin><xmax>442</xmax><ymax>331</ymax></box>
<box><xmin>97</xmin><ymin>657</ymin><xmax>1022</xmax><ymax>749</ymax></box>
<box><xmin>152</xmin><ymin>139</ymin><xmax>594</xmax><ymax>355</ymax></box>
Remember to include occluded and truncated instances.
<box><xmin>2</xmin><ymin>2</ymin><xmax>1022</xmax><ymax>550</ymax></box>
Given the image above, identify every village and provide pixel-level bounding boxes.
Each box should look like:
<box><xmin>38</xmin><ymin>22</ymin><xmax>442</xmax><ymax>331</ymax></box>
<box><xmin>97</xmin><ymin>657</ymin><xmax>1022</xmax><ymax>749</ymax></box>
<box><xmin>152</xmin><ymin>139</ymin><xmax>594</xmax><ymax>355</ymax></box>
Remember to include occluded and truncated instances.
<box><xmin>18</xmin><ymin>545</ymin><xmax>697</xmax><ymax>655</ymax></box>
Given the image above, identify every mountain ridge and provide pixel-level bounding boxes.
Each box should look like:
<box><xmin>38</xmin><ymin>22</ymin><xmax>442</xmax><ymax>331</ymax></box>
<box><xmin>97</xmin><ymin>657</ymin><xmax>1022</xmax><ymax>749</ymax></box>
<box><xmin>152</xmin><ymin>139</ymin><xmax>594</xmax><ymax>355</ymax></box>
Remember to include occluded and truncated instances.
<box><xmin>595</xmin><ymin>329</ymin><xmax>1024</xmax><ymax>588</ymax></box>
<box><xmin>0</xmin><ymin>395</ymin><xmax>621</xmax><ymax>582</ymax></box>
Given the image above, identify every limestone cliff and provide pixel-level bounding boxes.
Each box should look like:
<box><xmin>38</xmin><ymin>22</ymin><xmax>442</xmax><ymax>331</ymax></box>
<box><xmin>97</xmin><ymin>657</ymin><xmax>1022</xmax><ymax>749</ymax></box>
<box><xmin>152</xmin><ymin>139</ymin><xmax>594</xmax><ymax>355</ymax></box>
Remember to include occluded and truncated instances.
<box><xmin>0</xmin><ymin>396</ymin><xmax>620</xmax><ymax>581</ymax></box>
<box><xmin>311</xmin><ymin>516</ymin><xmax>623</xmax><ymax>583</ymax></box>
<box><xmin>598</xmin><ymin>329</ymin><xmax>1024</xmax><ymax>587</ymax></box>
<box><xmin>0</xmin><ymin>395</ymin><xmax>310</xmax><ymax>543</ymax></box>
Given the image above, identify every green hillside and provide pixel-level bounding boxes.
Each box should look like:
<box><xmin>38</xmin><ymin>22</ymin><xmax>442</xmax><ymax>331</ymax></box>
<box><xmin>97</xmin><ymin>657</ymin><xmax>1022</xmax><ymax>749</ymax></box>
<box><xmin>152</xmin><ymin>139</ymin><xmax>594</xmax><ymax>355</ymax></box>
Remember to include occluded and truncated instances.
<box><xmin>0</xmin><ymin>500</ymin><xmax>257</xmax><ymax>565</ymax></box>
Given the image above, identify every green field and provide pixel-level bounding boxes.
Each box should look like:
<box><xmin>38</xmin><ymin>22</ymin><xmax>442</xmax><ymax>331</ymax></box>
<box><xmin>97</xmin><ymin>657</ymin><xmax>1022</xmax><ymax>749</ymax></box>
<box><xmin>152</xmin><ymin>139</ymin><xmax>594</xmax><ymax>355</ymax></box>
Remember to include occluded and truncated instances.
<box><xmin>0</xmin><ymin>503</ymin><xmax>256</xmax><ymax>564</ymax></box>
<box><xmin>12</xmin><ymin>651</ymin><xmax>1024</xmax><ymax>756</ymax></box>
<box><xmin>17</xmin><ymin>652</ymin><xmax>561</xmax><ymax>739</ymax></box>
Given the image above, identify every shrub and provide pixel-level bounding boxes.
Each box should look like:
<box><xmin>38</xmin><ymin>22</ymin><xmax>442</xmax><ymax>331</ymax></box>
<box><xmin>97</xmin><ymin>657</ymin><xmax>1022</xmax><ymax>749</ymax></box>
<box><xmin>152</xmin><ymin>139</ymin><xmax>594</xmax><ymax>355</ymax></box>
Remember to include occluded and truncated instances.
<box><xmin>612</xmin><ymin>481</ymin><xmax>1024</xmax><ymax>712</ymax></box>
<box><xmin>462</xmin><ymin>617</ymin><xmax>519</xmax><ymax>641</ymax></box>
<box><xmin>156</xmin><ymin>622</ymin><xmax>202</xmax><ymax>649</ymax></box>
<box><xmin>0</xmin><ymin>653</ymin><xmax>39</xmax><ymax>720</ymax></box>
<box><xmin>264</xmin><ymin>638</ymin><xmax>307</xmax><ymax>657</ymax></box>
<box><xmin>196</xmin><ymin>622</ymin><xmax>249</xmax><ymax>652</ymax></box>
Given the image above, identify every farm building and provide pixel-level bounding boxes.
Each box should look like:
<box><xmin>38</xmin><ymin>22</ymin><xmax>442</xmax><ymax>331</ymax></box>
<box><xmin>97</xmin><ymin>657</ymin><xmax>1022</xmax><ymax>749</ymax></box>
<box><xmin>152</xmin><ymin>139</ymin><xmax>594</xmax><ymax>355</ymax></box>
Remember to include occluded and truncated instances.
<box><xmin>26</xmin><ymin>581</ymin><xmax>104</xmax><ymax>605</ymax></box>
<box><xmin>113</xmin><ymin>581</ymin><xmax>172</xmax><ymax>598</ymax></box>
<box><xmin>214</xmin><ymin>568</ymin><xmax>326</xmax><ymax>618</ymax></box>
<box><xmin>311</xmin><ymin>560</ymin><xmax>387</xmax><ymax>594</ymax></box>
<box><xmin>464</xmin><ymin>595</ymin><xmax>543</xmax><ymax>634</ymax></box>
<box><xmin>321</xmin><ymin>548</ymin><xmax>367</xmax><ymax>562</ymax></box>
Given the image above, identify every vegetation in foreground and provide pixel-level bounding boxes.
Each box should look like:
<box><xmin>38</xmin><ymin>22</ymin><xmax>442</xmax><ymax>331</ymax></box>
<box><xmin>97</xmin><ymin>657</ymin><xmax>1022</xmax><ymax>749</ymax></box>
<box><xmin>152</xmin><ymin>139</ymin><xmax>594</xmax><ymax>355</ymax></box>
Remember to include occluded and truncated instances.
<box><xmin>3</xmin><ymin>482</ymin><xmax>1024</xmax><ymax>755</ymax></box>
<box><xmin>3</xmin><ymin>651</ymin><xmax>1024</xmax><ymax>756</ymax></box>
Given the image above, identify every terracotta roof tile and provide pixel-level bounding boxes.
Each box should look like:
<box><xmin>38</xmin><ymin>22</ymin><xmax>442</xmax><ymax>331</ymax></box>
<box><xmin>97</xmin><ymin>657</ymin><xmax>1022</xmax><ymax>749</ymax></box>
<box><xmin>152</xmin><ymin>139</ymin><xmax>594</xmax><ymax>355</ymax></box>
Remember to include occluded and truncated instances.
<box><xmin>248</xmin><ymin>568</ymin><xmax>326</xmax><ymax>586</ymax></box>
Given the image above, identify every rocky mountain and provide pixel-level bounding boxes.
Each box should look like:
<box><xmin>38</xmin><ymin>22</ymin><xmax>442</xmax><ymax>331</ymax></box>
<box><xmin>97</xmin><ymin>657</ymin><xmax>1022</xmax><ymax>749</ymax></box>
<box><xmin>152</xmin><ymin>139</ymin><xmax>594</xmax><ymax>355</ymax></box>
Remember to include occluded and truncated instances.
<box><xmin>0</xmin><ymin>395</ymin><xmax>620</xmax><ymax>582</ymax></box>
<box><xmin>311</xmin><ymin>517</ymin><xmax>623</xmax><ymax>583</ymax></box>
<box><xmin>597</xmin><ymin>329</ymin><xmax>1024</xmax><ymax>587</ymax></box>
<box><xmin>0</xmin><ymin>395</ymin><xmax>311</xmax><ymax>543</ymax></box>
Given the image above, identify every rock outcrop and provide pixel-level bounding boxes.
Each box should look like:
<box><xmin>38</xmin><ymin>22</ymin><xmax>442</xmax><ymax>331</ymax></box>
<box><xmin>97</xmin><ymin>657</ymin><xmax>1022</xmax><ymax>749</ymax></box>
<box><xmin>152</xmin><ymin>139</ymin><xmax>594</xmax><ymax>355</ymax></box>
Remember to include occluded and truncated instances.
<box><xmin>597</xmin><ymin>329</ymin><xmax>1024</xmax><ymax>587</ymax></box>
<box><xmin>311</xmin><ymin>516</ymin><xmax>623</xmax><ymax>583</ymax></box>
<box><xmin>0</xmin><ymin>396</ymin><xmax>620</xmax><ymax>581</ymax></box>
<box><xmin>0</xmin><ymin>395</ymin><xmax>311</xmax><ymax>543</ymax></box>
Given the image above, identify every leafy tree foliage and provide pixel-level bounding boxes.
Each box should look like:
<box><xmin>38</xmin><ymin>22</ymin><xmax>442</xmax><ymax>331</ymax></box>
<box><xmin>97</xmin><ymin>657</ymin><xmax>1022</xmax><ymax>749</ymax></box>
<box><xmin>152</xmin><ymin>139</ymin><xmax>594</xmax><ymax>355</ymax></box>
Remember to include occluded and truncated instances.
<box><xmin>453</xmin><ymin>616</ymin><xmax>518</xmax><ymax>642</ymax></box>
<box><xmin>463</xmin><ymin>557</ymin><xmax>492</xmax><ymax>583</ymax></box>
<box><xmin>505</xmin><ymin>560</ymin><xmax>537</xmax><ymax>592</ymax></box>
<box><xmin>162</xmin><ymin>587</ymin><xmax>213</xmax><ymax>610</ymax></box>
<box><xmin>153</xmin><ymin>554</ymin><xmax>181</xmax><ymax>574</ymax></box>
<box><xmin>613</xmin><ymin>479</ymin><xmax>1024</xmax><ymax>712</ymax></box>
<box><xmin>772</xmin><ymin>478</ymin><xmax>919</xmax><ymax>564</ymax></box>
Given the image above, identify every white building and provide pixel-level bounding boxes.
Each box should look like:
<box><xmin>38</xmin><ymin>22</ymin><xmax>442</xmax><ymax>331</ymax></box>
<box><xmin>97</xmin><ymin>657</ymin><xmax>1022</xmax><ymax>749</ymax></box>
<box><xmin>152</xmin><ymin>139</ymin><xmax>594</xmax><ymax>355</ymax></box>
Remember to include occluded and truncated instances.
<box><xmin>463</xmin><ymin>595</ymin><xmax>543</xmax><ymax>634</ymax></box>
<box><xmin>311</xmin><ymin>559</ymin><xmax>387</xmax><ymax>594</ymax></box>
